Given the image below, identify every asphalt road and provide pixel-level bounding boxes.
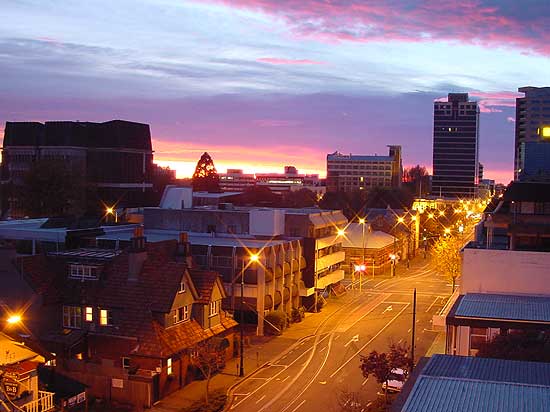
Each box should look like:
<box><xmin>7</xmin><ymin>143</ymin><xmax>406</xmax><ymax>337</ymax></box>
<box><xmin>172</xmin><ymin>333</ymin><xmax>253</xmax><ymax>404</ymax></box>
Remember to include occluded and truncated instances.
<box><xmin>228</xmin><ymin>254</ymin><xmax>453</xmax><ymax>412</ymax></box>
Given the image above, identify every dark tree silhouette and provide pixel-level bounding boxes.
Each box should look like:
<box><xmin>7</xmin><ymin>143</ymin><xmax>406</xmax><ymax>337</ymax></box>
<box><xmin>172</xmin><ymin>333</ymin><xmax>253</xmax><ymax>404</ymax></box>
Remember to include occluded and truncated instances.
<box><xmin>477</xmin><ymin>330</ymin><xmax>550</xmax><ymax>363</ymax></box>
<box><xmin>19</xmin><ymin>159</ymin><xmax>86</xmax><ymax>218</ymax></box>
<box><xmin>403</xmin><ymin>165</ymin><xmax>430</xmax><ymax>197</ymax></box>
<box><xmin>281</xmin><ymin>188</ymin><xmax>317</xmax><ymax>208</ymax></box>
<box><xmin>232</xmin><ymin>186</ymin><xmax>282</xmax><ymax>207</ymax></box>
<box><xmin>192</xmin><ymin>152</ymin><xmax>221</xmax><ymax>193</ymax></box>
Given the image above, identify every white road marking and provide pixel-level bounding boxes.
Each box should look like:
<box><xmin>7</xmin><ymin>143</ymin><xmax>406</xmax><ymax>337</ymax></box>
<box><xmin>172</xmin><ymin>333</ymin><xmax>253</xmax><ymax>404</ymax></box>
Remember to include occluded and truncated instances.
<box><xmin>281</xmin><ymin>375</ymin><xmax>290</xmax><ymax>383</ymax></box>
<box><xmin>362</xmin><ymin>377</ymin><xmax>369</xmax><ymax>386</ymax></box>
<box><xmin>289</xmin><ymin>400</ymin><xmax>306</xmax><ymax>412</ymax></box>
<box><xmin>329</xmin><ymin>304</ymin><xmax>410</xmax><ymax>378</ymax></box>
<box><xmin>319</xmin><ymin>346</ymin><xmax>327</xmax><ymax>352</ymax></box>
<box><xmin>382</xmin><ymin>305</ymin><xmax>393</xmax><ymax>314</ymax></box>
<box><xmin>425</xmin><ymin>296</ymin><xmax>441</xmax><ymax>312</ymax></box>
<box><xmin>344</xmin><ymin>334</ymin><xmax>359</xmax><ymax>347</ymax></box>
<box><xmin>319</xmin><ymin>381</ymin><xmax>327</xmax><ymax>385</ymax></box>
<box><xmin>255</xmin><ymin>395</ymin><xmax>266</xmax><ymax>404</ymax></box>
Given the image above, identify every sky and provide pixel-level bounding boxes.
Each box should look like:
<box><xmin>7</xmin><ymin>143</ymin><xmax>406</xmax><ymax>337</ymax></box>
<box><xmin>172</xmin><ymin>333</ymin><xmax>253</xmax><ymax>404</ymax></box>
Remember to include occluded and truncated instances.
<box><xmin>1</xmin><ymin>0</ymin><xmax>549</xmax><ymax>183</ymax></box>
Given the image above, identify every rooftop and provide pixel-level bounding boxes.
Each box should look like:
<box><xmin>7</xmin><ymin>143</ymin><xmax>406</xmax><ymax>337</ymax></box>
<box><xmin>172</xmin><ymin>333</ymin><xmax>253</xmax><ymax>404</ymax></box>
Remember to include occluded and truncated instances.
<box><xmin>341</xmin><ymin>223</ymin><xmax>396</xmax><ymax>249</ymax></box>
<box><xmin>400</xmin><ymin>354</ymin><xmax>550</xmax><ymax>412</ymax></box>
<box><xmin>452</xmin><ymin>293</ymin><xmax>550</xmax><ymax>323</ymax></box>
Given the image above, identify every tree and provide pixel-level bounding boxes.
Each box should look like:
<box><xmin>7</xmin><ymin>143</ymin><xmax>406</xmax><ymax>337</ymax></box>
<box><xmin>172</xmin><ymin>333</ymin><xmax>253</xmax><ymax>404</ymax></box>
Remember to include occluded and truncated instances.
<box><xmin>232</xmin><ymin>186</ymin><xmax>282</xmax><ymax>207</ymax></box>
<box><xmin>477</xmin><ymin>330</ymin><xmax>550</xmax><ymax>363</ymax></box>
<box><xmin>19</xmin><ymin>159</ymin><xmax>86</xmax><ymax>218</ymax></box>
<box><xmin>432</xmin><ymin>235</ymin><xmax>462</xmax><ymax>292</ymax></box>
<box><xmin>281</xmin><ymin>188</ymin><xmax>317</xmax><ymax>208</ymax></box>
<box><xmin>359</xmin><ymin>343</ymin><xmax>410</xmax><ymax>403</ymax></box>
<box><xmin>403</xmin><ymin>165</ymin><xmax>430</xmax><ymax>197</ymax></box>
<box><xmin>189</xmin><ymin>339</ymin><xmax>226</xmax><ymax>406</ymax></box>
<box><xmin>192</xmin><ymin>152</ymin><xmax>221</xmax><ymax>193</ymax></box>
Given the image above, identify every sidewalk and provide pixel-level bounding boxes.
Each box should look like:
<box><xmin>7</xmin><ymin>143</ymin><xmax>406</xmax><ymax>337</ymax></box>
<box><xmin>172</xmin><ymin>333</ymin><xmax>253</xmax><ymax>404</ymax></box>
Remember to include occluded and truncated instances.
<box><xmin>150</xmin><ymin>294</ymin><xmax>353</xmax><ymax>411</ymax></box>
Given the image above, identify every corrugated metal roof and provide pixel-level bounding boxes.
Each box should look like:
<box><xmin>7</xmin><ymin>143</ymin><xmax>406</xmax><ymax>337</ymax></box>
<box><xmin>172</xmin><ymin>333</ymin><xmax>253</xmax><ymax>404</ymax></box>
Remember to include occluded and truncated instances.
<box><xmin>402</xmin><ymin>376</ymin><xmax>550</xmax><ymax>412</ymax></box>
<box><xmin>455</xmin><ymin>293</ymin><xmax>550</xmax><ymax>322</ymax></box>
<box><xmin>424</xmin><ymin>355</ymin><xmax>550</xmax><ymax>387</ymax></box>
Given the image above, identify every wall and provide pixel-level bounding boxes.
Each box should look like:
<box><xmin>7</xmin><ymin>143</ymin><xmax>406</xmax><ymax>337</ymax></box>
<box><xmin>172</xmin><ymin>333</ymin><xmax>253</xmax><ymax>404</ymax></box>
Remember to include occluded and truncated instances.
<box><xmin>462</xmin><ymin>248</ymin><xmax>550</xmax><ymax>295</ymax></box>
<box><xmin>249</xmin><ymin>209</ymin><xmax>285</xmax><ymax>236</ymax></box>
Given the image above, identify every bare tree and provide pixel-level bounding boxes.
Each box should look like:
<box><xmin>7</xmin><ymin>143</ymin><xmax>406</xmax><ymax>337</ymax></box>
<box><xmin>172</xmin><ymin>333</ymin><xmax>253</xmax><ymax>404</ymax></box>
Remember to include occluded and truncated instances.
<box><xmin>189</xmin><ymin>339</ymin><xmax>225</xmax><ymax>405</ymax></box>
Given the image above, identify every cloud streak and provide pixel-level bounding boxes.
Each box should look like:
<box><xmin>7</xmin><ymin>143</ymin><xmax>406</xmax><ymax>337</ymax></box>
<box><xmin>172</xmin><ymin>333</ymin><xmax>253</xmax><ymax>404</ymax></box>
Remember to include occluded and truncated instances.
<box><xmin>257</xmin><ymin>57</ymin><xmax>324</xmax><ymax>65</ymax></box>
<box><xmin>211</xmin><ymin>0</ymin><xmax>550</xmax><ymax>56</ymax></box>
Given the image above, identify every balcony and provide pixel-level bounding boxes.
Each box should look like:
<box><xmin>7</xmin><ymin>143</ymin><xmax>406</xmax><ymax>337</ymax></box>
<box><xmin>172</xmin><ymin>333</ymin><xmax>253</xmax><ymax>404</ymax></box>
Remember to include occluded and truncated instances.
<box><xmin>21</xmin><ymin>391</ymin><xmax>55</xmax><ymax>412</ymax></box>
<box><xmin>316</xmin><ymin>269</ymin><xmax>344</xmax><ymax>289</ymax></box>
<box><xmin>316</xmin><ymin>251</ymin><xmax>345</xmax><ymax>272</ymax></box>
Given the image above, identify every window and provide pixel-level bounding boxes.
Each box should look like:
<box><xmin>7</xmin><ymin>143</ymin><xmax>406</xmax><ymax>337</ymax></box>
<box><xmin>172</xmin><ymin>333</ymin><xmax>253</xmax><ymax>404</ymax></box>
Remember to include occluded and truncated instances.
<box><xmin>63</xmin><ymin>306</ymin><xmax>82</xmax><ymax>329</ymax></box>
<box><xmin>174</xmin><ymin>305</ymin><xmax>190</xmax><ymax>324</ymax></box>
<box><xmin>178</xmin><ymin>281</ymin><xmax>186</xmax><ymax>294</ymax></box>
<box><xmin>167</xmin><ymin>358</ymin><xmax>173</xmax><ymax>375</ymax></box>
<box><xmin>99</xmin><ymin>309</ymin><xmax>112</xmax><ymax>326</ymax></box>
<box><xmin>209</xmin><ymin>300</ymin><xmax>219</xmax><ymax>317</ymax></box>
<box><xmin>68</xmin><ymin>264</ymin><xmax>99</xmax><ymax>280</ymax></box>
<box><xmin>470</xmin><ymin>327</ymin><xmax>488</xmax><ymax>353</ymax></box>
<box><xmin>85</xmin><ymin>307</ymin><xmax>93</xmax><ymax>322</ymax></box>
<box><xmin>122</xmin><ymin>357</ymin><xmax>131</xmax><ymax>369</ymax></box>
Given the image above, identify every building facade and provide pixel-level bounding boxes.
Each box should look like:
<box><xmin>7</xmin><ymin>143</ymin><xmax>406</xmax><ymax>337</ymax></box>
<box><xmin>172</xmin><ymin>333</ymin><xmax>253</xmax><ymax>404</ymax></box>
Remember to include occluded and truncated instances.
<box><xmin>515</xmin><ymin>86</ymin><xmax>550</xmax><ymax>181</ymax></box>
<box><xmin>219</xmin><ymin>169</ymin><xmax>256</xmax><ymax>192</ymax></box>
<box><xmin>1</xmin><ymin>120</ymin><xmax>154</xmax><ymax>217</ymax></box>
<box><xmin>256</xmin><ymin>166</ymin><xmax>323</xmax><ymax>195</ymax></box>
<box><xmin>326</xmin><ymin>146</ymin><xmax>402</xmax><ymax>192</ymax></box>
<box><xmin>432</xmin><ymin>93</ymin><xmax>480</xmax><ymax>198</ymax></box>
<box><xmin>20</xmin><ymin>234</ymin><xmax>236</xmax><ymax>408</ymax></box>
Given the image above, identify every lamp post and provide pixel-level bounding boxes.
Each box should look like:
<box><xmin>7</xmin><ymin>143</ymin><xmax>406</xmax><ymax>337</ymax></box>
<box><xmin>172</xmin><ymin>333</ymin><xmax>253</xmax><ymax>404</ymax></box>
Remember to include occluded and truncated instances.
<box><xmin>359</xmin><ymin>218</ymin><xmax>367</xmax><ymax>292</ymax></box>
<box><xmin>106</xmin><ymin>206</ymin><xmax>118</xmax><ymax>223</ymax></box>
<box><xmin>389</xmin><ymin>253</ymin><xmax>396</xmax><ymax>277</ymax></box>
<box><xmin>239</xmin><ymin>253</ymin><xmax>259</xmax><ymax>377</ymax></box>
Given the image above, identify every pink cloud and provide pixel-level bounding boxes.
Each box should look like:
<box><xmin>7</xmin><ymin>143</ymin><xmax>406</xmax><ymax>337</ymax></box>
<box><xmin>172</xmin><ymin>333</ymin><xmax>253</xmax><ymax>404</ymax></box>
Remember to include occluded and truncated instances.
<box><xmin>253</xmin><ymin>119</ymin><xmax>302</xmax><ymax>127</ymax></box>
<box><xmin>210</xmin><ymin>1</ymin><xmax>550</xmax><ymax>56</ymax></box>
<box><xmin>435</xmin><ymin>90</ymin><xmax>520</xmax><ymax>113</ymax></box>
<box><xmin>257</xmin><ymin>57</ymin><xmax>324</xmax><ymax>65</ymax></box>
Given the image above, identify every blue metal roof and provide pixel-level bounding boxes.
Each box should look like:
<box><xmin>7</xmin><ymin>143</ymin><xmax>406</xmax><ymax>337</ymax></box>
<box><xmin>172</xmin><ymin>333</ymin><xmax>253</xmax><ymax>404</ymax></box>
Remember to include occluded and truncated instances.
<box><xmin>402</xmin><ymin>376</ymin><xmax>550</xmax><ymax>412</ymax></box>
<box><xmin>423</xmin><ymin>355</ymin><xmax>550</xmax><ymax>387</ymax></box>
<box><xmin>455</xmin><ymin>293</ymin><xmax>550</xmax><ymax>323</ymax></box>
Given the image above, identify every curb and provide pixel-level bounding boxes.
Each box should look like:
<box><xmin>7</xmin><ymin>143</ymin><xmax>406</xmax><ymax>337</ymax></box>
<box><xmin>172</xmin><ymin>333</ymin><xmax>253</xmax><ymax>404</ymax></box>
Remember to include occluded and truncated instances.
<box><xmin>222</xmin><ymin>333</ymin><xmax>315</xmax><ymax>411</ymax></box>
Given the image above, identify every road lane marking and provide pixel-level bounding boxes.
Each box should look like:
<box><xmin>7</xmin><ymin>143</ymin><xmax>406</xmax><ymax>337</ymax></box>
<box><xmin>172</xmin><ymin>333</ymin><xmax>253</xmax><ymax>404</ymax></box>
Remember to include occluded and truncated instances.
<box><xmin>289</xmin><ymin>400</ymin><xmax>306</xmax><ymax>412</ymax></box>
<box><xmin>319</xmin><ymin>381</ymin><xmax>327</xmax><ymax>385</ymax></box>
<box><xmin>329</xmin><ymin>304</ymin><xmax>410</xmax><ymax>378</ymax></box>
<box><xmin>281</xmin><ymin>375</ymin><xmax>290</xmax><ymax>382</ymax></box>
<box><xmin>344</xmin><ymin>335</ymin><xmax>359</xmax><ymax>347</ymax></box>
<box><xmin>425</xmin><ymin>296</ymin><xmax>441</xmax><ymax>312</ymax></box>
<box><xmin>319</xmin><ymin>346</ymin><xmax>327</xmax><ymax>352</ymax></box>
<box><xmin>362</xmin><ymin>377</ymin><xmax>369</xmax><ymax>386</ymax></box>
<box><xmin>255</xmin><ymin>395</ymin><xmax>266</xmax><ymax>404</ymax></box>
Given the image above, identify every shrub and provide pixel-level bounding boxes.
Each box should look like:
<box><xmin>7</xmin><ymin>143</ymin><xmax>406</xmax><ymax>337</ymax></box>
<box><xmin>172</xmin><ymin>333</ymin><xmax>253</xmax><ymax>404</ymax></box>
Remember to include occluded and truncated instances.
<box><xmin>264</xmin><ymin>310</ymin><xmax>286</xmax><ymax>335</ymax></box>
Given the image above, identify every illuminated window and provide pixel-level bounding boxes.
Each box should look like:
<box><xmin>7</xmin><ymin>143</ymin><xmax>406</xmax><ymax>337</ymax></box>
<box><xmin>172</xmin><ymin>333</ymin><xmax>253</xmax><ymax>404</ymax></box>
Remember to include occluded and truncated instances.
<box><xmin>85</xmin><ymin>307</ymin><xmax>93</xmax><ymax>322</ymax></box>
<box><xmin>63</xmin><ymin>306</ymin><xmax>82</xmax><ymax>329</ymax></box>
<box><xmin>167</xmin><ymin>358</ymin><xmax>173</xmax><ymax>375</ymax></box>
<box><xmin>178</xmin><ymin>281</ymin><xmax>185</xmax><ymax>293</ymax></box>
<box><xmin>99</xmin><ymin>309</ymin><xmax>112</xmax><ymax>326</ymax></box>
<box><xmin>540</xmin><ymin>126</ymin><xmax>550</xmax><ymax>138</ymax></box>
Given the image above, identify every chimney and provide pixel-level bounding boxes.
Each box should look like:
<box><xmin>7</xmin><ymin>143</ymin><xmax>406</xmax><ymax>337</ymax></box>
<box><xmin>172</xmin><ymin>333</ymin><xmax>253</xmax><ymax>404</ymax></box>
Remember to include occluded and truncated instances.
<box><xmin>128</xmin><ymin>226</ymin><xmax>147</xmax><ymax>281</ymax></box>
<box><xmin>176</xmin><ymin>232</ymin><xmax>193</xmax><ymax>267</ymax></box>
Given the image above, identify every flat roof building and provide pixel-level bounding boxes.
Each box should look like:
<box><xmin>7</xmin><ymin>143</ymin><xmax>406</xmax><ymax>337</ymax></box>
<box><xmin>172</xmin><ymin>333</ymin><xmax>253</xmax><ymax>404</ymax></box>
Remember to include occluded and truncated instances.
<box><xmin>326</xmin><ymin>146</ymin><xmax>402</xmax><ymax>192</ymax></box>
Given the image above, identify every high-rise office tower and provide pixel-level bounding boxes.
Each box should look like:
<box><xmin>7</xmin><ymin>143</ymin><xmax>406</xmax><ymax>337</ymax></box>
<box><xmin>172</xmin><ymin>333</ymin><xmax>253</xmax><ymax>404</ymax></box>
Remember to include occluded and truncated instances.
<box><xmin>515</xmin><ymin>86</ymin><xmax>550</xmax><ymax>181</ymax></box>
<box><xmin>432</xmin><ymin>93</ymin><xmax>479</xmax><ymax>198</ymax></box>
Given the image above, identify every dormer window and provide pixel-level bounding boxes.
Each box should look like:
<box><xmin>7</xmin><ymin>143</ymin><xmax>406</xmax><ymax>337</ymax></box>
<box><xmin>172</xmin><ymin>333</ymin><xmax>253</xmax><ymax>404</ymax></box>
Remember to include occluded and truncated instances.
<box><xmin>174</xmin><ymin>305</ymin><xmax>190</xmax><ymax>324</ymax></box>
<box><xmin>68</xmin><ymin>264</ymin><xmax>100</xmax><ymax>281</ymax></box>
<box><xmin>209</xmin><ymin>300</ymin><xmax>219</xmax><ymax>317</ymax></box>
<box><xmin>179</xmin><ymin>281</ymin><xmax>186</xmax><ymax>293</ymax></box>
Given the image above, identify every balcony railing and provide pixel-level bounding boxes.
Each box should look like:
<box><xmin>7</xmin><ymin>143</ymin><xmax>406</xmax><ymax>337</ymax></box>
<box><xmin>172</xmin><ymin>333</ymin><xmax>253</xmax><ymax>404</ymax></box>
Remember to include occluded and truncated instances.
<box><xmin>22</xmin><ymin>391</ymin><xmax>55</xmax><ymax>412</ymax></box>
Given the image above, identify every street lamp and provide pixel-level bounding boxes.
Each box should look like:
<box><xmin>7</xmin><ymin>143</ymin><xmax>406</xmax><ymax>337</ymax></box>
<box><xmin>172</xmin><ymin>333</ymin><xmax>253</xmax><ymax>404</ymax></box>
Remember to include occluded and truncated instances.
<box><xmin>106</xmin><ymin>206</ymin><xmax>118</xmax><ymax>223</ymax></box>
<box><xmin>7</xmin><ymin>314</ymin><xmax>21</xmax><ymax>325</ymax></box>
<box><xmin>358</xmin><ymin>218</ymin><xmax>367</xmax><ymax>292</ymax></box>
<box><xmin>239</xmin><ymin>253</ymin><xmax>259</xmax><ymax>377</ymax></box>
<box><xmin>389</xmin><ymin>254</ymin><xmax>397</xmax><ymax>277</ymax></box>
<box><xmin>444</xmin><ymin>227</ymin><xmax>451</xmax><ymax>236</ymax></box>
<box><xmin>337</xmin><ymin>228</ymin><xmax>346</xmax><ymax>237</ymax></box>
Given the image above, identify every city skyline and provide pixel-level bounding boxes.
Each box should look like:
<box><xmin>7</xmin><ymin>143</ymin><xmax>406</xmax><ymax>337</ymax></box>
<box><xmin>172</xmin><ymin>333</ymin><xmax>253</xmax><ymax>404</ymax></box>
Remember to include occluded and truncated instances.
<box><xmin>1</xmin><ymin>1</ymin><xmax>549</xmax><ymax>183</ymax></box>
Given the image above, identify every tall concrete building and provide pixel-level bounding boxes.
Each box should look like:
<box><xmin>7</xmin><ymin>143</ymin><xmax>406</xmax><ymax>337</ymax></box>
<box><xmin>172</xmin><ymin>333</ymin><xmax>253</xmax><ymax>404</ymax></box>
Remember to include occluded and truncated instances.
<box><xmin>326</xmin><ymin>145</ymin><xmax>402</xmax><ymax>192</ymax></box>
<box><xmin>432</xmin><ymin>93</ymin><xmax>479</xmax><ymax>198</ymax></box>
<box><xmin>515</xmin><ymin>86</ymin><xmax>550</xmax><ymax>181</ymax></box>
<box><xmin>1</xmin><ymin>120</ymin><xmax>154</xmax><ymax>217</ymax></box>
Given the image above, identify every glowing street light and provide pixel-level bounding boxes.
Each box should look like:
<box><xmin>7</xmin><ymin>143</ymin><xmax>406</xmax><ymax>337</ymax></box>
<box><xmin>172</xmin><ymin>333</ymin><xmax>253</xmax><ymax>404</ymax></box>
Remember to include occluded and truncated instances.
<box><xmin>106</xmin><ymin>206</ymin><xmax>118</xmax><ymax>223</ymax></box>
<box><xmin>337</xmin><ymin>228</ymin><xmax>346</xmax><ymax>237</ymax></box>
<box><xmin>439</xmin><ymin>210</ymin><xmax>445</xmax><ymax>217</ymax></box>
<box><xmin>249</xmin><ymin>253</ymin><xmax>259</xmax><ymax>263</ymax></box>
<box><xmin>444</xmin><ymin>227</ymin><xmax>451</xmax><ymax>235</ymax></box>
<box><xmin>358</xmin><ymin>217</ymin><xmax>366</xmax><ymax>225</ymax></box>
<box><xmin>397</xmin><ymin>216</ymin><xmax>405</xmax><ymax>224</ymax></box>
<box><xmin>428</xmin><ymin>213</ymin><xmax>434</xmax><ymax>219</ymax></box>
<box><xmin>7</xmin><ymin>314</ymin><xmax>22</xmax><ymax>324</ymax></box>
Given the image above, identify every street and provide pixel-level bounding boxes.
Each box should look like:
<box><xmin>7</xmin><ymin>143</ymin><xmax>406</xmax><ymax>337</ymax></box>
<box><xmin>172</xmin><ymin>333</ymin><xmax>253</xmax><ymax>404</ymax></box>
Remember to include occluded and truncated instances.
<box><xmin>227</xmin><ymin>254</ymin><xmax>453</xmax><ymax>412</ymax></box>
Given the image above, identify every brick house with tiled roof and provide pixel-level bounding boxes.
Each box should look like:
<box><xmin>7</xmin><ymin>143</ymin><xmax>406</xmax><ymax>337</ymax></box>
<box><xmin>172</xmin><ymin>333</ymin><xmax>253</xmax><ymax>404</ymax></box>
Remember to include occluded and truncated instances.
<box><xmin>20</xmin><ymin>230</ymin><xmax>237</xmax><ymax>408</ymax></box>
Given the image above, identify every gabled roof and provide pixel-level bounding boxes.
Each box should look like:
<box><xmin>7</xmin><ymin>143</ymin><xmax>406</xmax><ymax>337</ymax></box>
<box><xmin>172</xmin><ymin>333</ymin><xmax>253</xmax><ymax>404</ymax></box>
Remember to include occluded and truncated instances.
<box><xmin>189</xmin><ymin>270</ymin><xmax>226</xmax><ymax>304</ymax></box>
<box><xmin>22</xmin><ymin>240</ymin><xmax>235</xmax><ymax>358</ymax></box>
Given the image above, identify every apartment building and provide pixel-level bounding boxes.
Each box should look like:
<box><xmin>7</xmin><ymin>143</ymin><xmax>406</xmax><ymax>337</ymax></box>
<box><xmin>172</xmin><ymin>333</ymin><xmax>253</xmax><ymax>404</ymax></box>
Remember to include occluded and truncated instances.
<box><xmin>326</xmin><ymin>146</ymin><xmax>402</xmax><ymax>192</ymax></box>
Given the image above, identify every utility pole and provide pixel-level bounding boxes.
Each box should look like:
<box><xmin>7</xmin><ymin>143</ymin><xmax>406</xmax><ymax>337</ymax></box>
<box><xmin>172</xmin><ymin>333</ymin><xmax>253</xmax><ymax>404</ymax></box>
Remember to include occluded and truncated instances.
<box><xmin>411</xmin><ymin>288</ymin><xmax>417</xmax><ymax>371</ymax></box>
<box><xmin>239</xmin><ymin>259</ymin><xmax>245</xmax><ymax>377</ymax></box>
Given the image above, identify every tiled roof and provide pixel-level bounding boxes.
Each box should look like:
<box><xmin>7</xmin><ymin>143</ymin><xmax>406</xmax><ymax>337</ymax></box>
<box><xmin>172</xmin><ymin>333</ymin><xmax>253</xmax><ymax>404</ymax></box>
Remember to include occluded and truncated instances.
<box><xmin>454</xmin><ymin>293</ymin><xmax>550</xmax><ymax>323</ymax></box>
<box><xmin>22</xmin><ymin>240</ymin><xmax>235</xmax><ymax>359</ymax></box>
<box><xmin>189</xmin><ymin>270</ymin><xmax>219</xmax><ymax>304</ymax></box>
<box><xmin>402</xmin><ymin>376</ymin><xmax>550</xmax><ymax>412</ymax></box>
<box><xmin>423</xmin><ymin>355</ymin><xmax>550</xmax><ymax>387</ymax></box>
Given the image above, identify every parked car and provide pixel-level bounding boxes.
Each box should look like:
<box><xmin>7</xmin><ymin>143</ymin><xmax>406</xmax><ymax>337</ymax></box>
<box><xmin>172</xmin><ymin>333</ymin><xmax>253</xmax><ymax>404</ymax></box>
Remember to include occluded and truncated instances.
<box><xmin>382</xmin><ymin>368</ymin><xmax>406</xmax><ymax>393</ymax></box>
